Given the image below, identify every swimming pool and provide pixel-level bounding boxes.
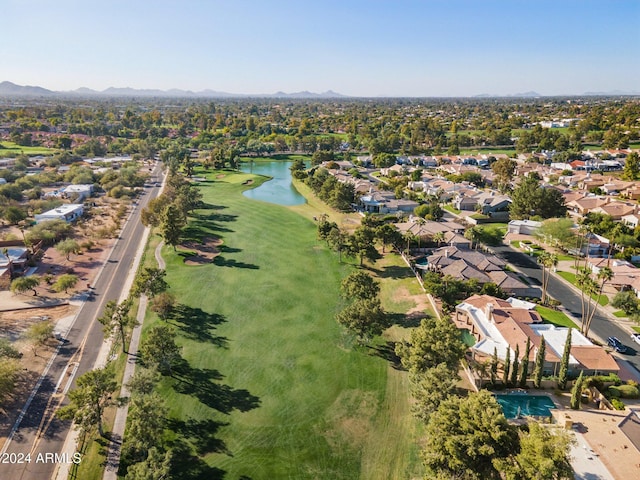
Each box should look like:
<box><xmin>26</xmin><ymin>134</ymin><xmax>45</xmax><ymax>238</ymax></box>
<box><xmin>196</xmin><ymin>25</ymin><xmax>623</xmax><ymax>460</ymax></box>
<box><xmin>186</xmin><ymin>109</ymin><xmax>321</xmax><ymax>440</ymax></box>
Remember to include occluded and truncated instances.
<box><xmin>495</xmin><ymin>394</ymin><xmax>556</xmax><ymax>419</ymax></box>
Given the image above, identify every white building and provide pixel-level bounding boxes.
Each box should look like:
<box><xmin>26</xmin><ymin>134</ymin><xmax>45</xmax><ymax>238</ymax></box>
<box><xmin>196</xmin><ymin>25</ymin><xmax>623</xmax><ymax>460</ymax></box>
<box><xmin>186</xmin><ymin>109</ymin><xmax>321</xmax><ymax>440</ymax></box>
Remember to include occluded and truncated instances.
<box><xmin>34</xmin><ymin>204</ymin><xmax>84</xmax><ymax>223</ymax></box>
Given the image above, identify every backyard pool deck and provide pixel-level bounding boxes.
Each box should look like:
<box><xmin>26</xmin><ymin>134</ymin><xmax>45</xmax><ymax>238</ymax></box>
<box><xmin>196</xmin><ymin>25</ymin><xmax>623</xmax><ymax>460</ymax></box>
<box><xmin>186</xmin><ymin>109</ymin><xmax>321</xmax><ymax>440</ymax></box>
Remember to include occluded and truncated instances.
<box><xmin>551</xmin><ymin>401</ymin><xmax>640</xmax><ymax>479</ymax></box>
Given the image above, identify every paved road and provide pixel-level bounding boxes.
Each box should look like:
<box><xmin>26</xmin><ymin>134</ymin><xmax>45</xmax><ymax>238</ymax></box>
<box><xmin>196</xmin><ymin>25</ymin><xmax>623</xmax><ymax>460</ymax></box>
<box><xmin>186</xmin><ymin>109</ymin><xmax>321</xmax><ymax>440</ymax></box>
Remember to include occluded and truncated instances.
<box><xmin>492</xmin><ymin>244</ymin><xmax>640</xmax><ymax>371</ymax></box>
<box><xmin>0</xmin><ymin>163</ymin><xmax>164</xmax><ymax>480</ymax></box>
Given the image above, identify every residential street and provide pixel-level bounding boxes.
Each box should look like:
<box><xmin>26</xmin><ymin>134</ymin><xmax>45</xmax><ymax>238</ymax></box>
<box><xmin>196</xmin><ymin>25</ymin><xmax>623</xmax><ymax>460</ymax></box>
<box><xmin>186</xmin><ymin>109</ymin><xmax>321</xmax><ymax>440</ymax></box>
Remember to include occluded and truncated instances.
<box><xmin>492</xmin><ymin>244</ymin><xmax>640</xmax><ymax>373</ymax></box>
<box><xmin>0</xmin><ymin>163</ymin><xmax>164</xmax><ymax>480</ymax></box>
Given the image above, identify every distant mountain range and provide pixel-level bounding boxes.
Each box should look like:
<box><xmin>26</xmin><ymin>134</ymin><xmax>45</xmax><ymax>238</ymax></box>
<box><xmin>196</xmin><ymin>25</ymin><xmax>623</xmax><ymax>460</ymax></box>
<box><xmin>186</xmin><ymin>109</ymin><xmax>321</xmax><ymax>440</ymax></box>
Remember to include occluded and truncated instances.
<box><xmin>0</xmin><ymin>81</ymin><xmax>346</xmax><ymax>98</ymax></box>
<box><xmin>1</xmin><ymin>81</ymin><xmax>639</xmax><ymax>99</ymax></box>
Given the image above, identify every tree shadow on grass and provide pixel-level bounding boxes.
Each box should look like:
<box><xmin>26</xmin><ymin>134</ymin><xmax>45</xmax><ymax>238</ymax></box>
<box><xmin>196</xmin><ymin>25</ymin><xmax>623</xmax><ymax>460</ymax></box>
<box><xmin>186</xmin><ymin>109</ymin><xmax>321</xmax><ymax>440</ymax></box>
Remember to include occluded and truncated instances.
<box><xmin>212</xmin><ymin>256</ymin><xmax>259</xmax><ymax>270</ymax></box>
<box><xmin>387</xmin><ymin>312</ymin><xmax>424</xmax><ymax>328</ymax></box>
<box><xmin>171</xmin><ymin>360</ymin><xmax>261</xmax><ymax>414</ymax></box>
<box><xmin>168</xmin><ymin>439</ymin><xmax>227</xmax><ymax>480</ymax></box>
<box><xmin>167</xmin><ymin>417</ymin><xmax>230</xmax><ymax>456</ymax></box>
<box><xmin>367</xmin><ymin>340</ymin><xmax>404</xmax><ymax>370</ymax></box>
<box><xmin>192</xmin><ymin>212</ymin><xmax>238</xmax><ymax>223</ymax></box>
<box><xmin>169</xmin><ymin>304</ymin><xmax>229</xmax><ymax>348</ymax></box>
<box><xmin>199</xmin><ymin>202</ymin><xmax>227</xmax><ymax>211</ymax></box>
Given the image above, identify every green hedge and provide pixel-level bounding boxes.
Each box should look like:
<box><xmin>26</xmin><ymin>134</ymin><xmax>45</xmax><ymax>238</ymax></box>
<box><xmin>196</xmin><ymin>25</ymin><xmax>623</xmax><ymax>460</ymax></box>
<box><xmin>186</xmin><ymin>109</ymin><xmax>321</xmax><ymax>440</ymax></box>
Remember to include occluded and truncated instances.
<box><xmin>608</xmin><ymin>384</ymin><xmax>640</xmax><ymax>399</ymax></box>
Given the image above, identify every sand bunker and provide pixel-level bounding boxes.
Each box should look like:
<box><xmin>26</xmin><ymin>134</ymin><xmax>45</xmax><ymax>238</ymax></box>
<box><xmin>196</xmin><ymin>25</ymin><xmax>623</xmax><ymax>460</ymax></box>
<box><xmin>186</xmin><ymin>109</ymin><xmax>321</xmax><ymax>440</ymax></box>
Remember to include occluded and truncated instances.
<box><xmin>180</xmin><ymin>237</ymin><xmax>223</xmax><ymax>265</ymax></box>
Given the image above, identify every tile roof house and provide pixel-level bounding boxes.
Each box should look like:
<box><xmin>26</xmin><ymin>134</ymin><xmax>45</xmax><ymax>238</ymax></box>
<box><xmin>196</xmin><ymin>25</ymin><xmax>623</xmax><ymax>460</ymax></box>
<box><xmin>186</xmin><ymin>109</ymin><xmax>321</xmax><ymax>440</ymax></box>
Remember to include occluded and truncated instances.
<box><xmin>454</xmin><ymin>295</ymin><xmax>619</xmax><ymax>376</ymax></box>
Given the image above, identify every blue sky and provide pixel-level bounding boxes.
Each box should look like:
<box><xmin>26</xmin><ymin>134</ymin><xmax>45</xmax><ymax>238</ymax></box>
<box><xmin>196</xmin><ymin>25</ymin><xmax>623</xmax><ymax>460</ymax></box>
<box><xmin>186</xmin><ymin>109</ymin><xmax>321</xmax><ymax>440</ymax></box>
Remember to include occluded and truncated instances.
<box><xmin>2</xmin><ymin>0</ymin><xmax>639</xmax><ymax>96</ymax></box>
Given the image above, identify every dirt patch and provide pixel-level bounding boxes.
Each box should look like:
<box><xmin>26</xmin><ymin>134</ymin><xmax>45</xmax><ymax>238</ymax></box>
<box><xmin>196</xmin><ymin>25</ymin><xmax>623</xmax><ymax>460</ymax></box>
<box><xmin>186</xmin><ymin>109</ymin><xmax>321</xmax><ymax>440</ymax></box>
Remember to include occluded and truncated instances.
<box><xmin>322</xmin><ymin>390</ymin><xmax>378</xmax><ymax>453</ymax></box>
<box><xmin>179</xmin><ymin>237</ymin><xmax>223</xmax><ymax>265</ymax></box>
<box><xmin>216</xmin><ymin>174</ymin><xmax>226</xmax><ymax>179</ymax></box>
<box><xmin>392</xmin><ymin>286</ymin><xmax>431</xmax><ymax>319</ymax></box>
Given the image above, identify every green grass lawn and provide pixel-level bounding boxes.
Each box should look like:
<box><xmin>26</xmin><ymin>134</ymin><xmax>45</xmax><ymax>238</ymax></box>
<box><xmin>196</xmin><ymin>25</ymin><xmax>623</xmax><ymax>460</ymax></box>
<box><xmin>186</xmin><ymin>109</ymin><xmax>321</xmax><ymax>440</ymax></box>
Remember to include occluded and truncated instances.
<box><xmin>136</xmin><ymin>169</ymin><xmax>422</xmax><ymax>479</ymax></box>
<box><xmin>557</xmin><ymin>271</ymin><xmax>609</xmax><ymax>306</ymax></box>
<box><xmin>0</xmin><ymin>141</ymin><xmax>55</xmax><ymax>156</ymax></box>
<box><xmin>535</xmin><ymin>306</ymin><xmax>579</xmax><ymax>329</ymax></box>
<box><xmin>613</xmin><ymin>310</ymin><xmax>627</xmax><ymax>318</ymax></box>
<box><xmin>443</xmin><ymin>204</ymin><xmax>461</xmax><ymax>215</ymax></box>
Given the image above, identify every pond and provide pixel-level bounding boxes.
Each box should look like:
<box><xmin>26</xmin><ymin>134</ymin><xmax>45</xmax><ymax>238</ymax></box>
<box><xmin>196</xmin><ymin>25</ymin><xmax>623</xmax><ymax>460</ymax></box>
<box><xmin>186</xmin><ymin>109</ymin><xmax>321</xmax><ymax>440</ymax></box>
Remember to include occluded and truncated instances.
<box><xmin>239</xmin><ymin>160</ymin><xmax>307</xmax><ymax>206</ymax></box>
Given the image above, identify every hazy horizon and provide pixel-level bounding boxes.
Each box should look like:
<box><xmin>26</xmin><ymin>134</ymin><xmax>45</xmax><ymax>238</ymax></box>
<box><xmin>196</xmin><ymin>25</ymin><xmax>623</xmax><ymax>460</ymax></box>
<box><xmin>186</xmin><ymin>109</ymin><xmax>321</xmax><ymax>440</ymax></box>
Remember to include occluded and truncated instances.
<box><xmin>2</xmin><ymin>0</ymin><xmax>639</xmax><ymax>97</ymax></box>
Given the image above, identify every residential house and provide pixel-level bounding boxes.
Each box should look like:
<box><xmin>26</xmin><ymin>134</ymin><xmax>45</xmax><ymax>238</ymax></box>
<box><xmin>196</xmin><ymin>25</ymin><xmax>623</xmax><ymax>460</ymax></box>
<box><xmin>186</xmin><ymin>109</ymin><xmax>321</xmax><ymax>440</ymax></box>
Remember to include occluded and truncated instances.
<box><xmin>507</xmin><ymin>219</ymin><xmax>542</xmax><ymax>235</ymax></box>
<box><xmin>622</xmin><ymin>213</ymin><xmax>640</xmax><ymax>229</ymax></box>
<box><xmin>454</xmin><ymin>295</ymin><xmax>619</xmax><ymax>376</ymax></box>
<box><xmin>565</xmin><ymin>195</ymin><xmax>610</xmax><ymax>217</ymax></box>
<box><xmin>0</xmin><ymin>246</ymin><xmax>29</xmax><ymax>290</ymax></box>
<box><xmin>34</xmin><ymin>204</ymin><xmax>84</xmax><ymax>223</ymax></box>
<box><xmin>425</xmin><ymin>248</ymin><xmax>537</xmax><ymax>297</ymax></box>
<box><xmin>590</xmin><ymin>201</ymin><xmax>636</xmax><ymax>221</ymax></box>
<box><xmin>358</xmin><ymin>190</ymin><xmax>418</xmax><ymax>214</ymax></box>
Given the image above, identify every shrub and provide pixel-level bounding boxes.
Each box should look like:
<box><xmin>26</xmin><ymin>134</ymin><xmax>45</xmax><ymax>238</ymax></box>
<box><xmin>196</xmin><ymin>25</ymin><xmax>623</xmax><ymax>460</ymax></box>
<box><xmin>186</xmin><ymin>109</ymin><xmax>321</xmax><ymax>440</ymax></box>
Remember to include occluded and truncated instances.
<box><xmin>610</xmin><ymin>397</ymin><xmax>625</xmax><ymax>410</ymax></box>
<box><xmin>608</xmin><ymin>384</ymin><xmax>640</xmax><ymax>399</ymax></box>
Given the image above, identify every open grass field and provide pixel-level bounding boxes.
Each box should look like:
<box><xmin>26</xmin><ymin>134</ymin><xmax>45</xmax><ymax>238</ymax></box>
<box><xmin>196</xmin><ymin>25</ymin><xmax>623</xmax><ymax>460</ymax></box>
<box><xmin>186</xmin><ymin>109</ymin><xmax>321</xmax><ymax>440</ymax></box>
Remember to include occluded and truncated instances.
<box><xmin>0</xmin><ymin>141</ymin><xmax>55</xmax><ymax>157</ymax></box>
<box><xmin>139</xmin><ymin>169</ymin><xmax>422</xmax><ymax>479</ymax></box>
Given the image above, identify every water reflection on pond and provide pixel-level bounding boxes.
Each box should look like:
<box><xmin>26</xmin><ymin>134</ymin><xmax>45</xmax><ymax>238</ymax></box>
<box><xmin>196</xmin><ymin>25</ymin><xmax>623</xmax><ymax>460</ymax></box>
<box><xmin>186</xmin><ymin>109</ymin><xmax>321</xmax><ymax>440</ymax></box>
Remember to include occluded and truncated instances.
<box><xmin>240</xmin><ymin>160</ymin><xmax>307</xmax><ymax>206</ymax></box>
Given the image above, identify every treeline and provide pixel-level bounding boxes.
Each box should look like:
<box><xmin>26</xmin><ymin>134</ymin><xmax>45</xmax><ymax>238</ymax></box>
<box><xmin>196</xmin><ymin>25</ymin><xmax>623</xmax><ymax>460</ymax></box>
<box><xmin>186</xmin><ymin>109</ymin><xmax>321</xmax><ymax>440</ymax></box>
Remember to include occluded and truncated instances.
<box><xmin>141</xmin><ymin>174</ymin><xmax>202</xmax><ymax>249</ymax></box>
<box><xmin>294</xmin><ymin>162</ymin><xmax>355</xmax><ymax>212</ymax></box>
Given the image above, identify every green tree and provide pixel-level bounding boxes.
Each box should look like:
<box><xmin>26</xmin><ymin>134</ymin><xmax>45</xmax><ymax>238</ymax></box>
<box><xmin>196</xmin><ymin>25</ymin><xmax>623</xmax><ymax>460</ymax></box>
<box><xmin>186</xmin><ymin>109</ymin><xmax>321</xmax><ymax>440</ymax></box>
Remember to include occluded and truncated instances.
<box><xmin>0</xmin><ymin>360</ymin><xmax>20</xmax><ymax>405</ymax></box>
<box><xmin>140</xmin><ymin>195</ymin><xmax>171</xmax><ymax>228</ymax></box>
<box><xmin>533</xmin><ymin>336</ymin><xmax>546</xmax><ymax>389</ymax></box>
<box><xmin>491</xmin><ymin>157</ymin><xmax>517</xmax><ymax>191</ymax></box>
<box><xmin>126</xmin><ymin>367</ymin><xmax>160</xmax><ymax>396</ymax></box>
<box><xmin>570</xmin><ymin>371</ymin><xmax>584</xmax><ymax>410</ymax></box>
<box><xmin>510</xmin><ymin>344</ymin><xmax>520</xmax><ymax>386</ymax></box>
<box><xmin>537</xmin><ymin>218</ymin><xmax>576</xmax><ymax>250</ymax></box>
<box><xmin>409</xmin><ymin>363</ymin><xmax>459</xmax><ymax>423</ymax></box>
<box><xmin>496</xmin><ymin>421</ymin><xmax>574</xmax><ymax>479</ymax></box>
<box><xmin>150</xmin><ymin>292</ymin><xmax>176</xmax><ymax>321</ymax></box>
<box><xmin>502</xmin><ymin>347</ymin><xmax>511</xmax><ymax>385</ymax></box>
<box><xmin>55</xmin><ymin>238</ymin><xmax>81</xmax><ymax>261</ymax></box>
<box><xmin>611</xmin><ymin>290</ymin><xmax>640</xmax><ymax>317</ymax></box>
<box><xmin>335</xmin><ymin>298</ymin><xmax>387</xmax><ymax>341</ymax></box>
<box><xmin>53</xmin><ymin>273</ymin><xmax>79</xmax><ymax>293</ymax></box>
<box><xmin>622</xmin><ymin>151</ymin><xmax>640</xmax><ymax>180</ymax></box>
<box><xmin>124</xmin><ymin>447</ymin><xmax>172</xmax><ymax>480</ymax></box>
<box><xmin>375</xmin><ymin>223</ymin><xmax>401</xmax><ymax>253</ymax></box>
<box><xmin>122</xmin><ymin>393</ymin><xmax>167</xmax><ymax>465</ymax></box>
<box><xmin>519</xmin><ymin>337</ymin><xmax>531</xmax><ymax>388</ymax></box>
<box><xmin>539</xmin><ymin>252</ymin><xmax>558</xmax><ymax>305</ymax></box>
<box><xmin>57</xmin><ymin>366</ymin><xmax>118</xmax><ymax>436</ymax></box>
<box><xmin>2</xmin><ymin>206</ymin><xmax>27</xmax><ymax>225</ymax></box>
<box><xmin>558</xmin><ymin>328</ymin><xmax>572</xmax><ymax>390</ymax></box>
<box><xmin>490</xmin><ymin>346</ymin><xmax>498</xmax><ymax>385</ymax></box>
<box><xmin>396</xmin><ymin>317</ymin><xmax>466</xmax><ymax>373</ymax></box>
<box><xmin>140</xmin><ymin>324</ymin><xmax>181</xmax><ymax>374</ymax></box>
<box><xmin>23</xmin><ymin>320</ymin><xmax>54</xmax><ymax>355</ymax></box>
<box><xmin>340</xmin><ymin>270</ymin><xmax>380</xmax><ymax>300</ymax></box>
<box><xmin>422</xmin><ymin>390</ymin><xmax>517</xmax><ymax>480</ymax></box>
<box><xmin>132</xmin><ymin>267</ymin><xmax>168</xmax><ymax>298</ymax></box>
<box><xmin>11</xmin><ymin>275</ymin><xmax>40</xmax><ymax>296</ymax></box>
<box><xmin>98</xmin><ymin>300</ymin><xmax>138</xmax><ymax>353</ymax></box>
<box><xmin>160</xmin><ymin>203</ymin><xmax>186</xmax><ymax>250</ymax></box>
<box><xmin>510</xmin><ymin>176</ymin><xmax>566</xmax><ymax>220</ymax></box>
<box><xmin>349</xmin><ymin>226</ymin><xmax>381</xmax><ymax>266</ymax></box>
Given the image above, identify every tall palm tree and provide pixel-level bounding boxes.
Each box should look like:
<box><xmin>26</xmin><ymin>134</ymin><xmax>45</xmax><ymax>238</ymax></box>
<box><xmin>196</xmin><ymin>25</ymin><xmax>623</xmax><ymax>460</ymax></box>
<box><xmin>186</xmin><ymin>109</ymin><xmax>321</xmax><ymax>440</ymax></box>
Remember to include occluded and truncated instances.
<box><xmin>583</xmin><ymin>266</ymin><xmax>613</xmax><ymax>337</ymax></box>
<box><xmin>538</xmin><ymin>252</ymin><xmax>558</xmax><ymax>305</ymax></box>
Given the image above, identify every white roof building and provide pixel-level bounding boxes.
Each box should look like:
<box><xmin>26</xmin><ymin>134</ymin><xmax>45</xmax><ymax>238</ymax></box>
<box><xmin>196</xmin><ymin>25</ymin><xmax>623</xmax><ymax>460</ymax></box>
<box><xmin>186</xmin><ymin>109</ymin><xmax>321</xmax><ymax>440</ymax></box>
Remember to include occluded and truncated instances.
<box><xmin>34</xmin><ymin>204</ymin><xmax>84</xmax><ymax>223</ymax></box>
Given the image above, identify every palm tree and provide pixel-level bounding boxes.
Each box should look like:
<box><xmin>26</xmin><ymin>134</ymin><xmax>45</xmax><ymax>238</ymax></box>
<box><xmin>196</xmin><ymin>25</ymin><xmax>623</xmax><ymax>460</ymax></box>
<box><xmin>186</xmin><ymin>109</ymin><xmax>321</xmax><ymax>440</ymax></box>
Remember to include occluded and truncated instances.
<box><xmin>464</xmin><ymin>226</ymin><xmax>481</xmax><ymax>250</ymax></box>
<box><xmin>432</xmin><ymin>231</ymin><xmax>445</xmax><ymax>247</ymax></box>
<box><xmin>538</xmin><ymin>252</ymin><xmax>558</xmax><ymax>305</ymax></box>
<box><xmin>583</xmin><ymin>266</ymin><xmax>613</xmax><ymax>337</ymax></box>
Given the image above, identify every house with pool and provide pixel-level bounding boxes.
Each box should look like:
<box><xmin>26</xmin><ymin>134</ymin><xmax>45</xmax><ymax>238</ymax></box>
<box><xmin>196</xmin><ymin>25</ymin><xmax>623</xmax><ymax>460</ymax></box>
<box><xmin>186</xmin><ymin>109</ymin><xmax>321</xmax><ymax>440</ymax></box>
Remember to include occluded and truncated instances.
<box><xmin>454</xmin><ymin>295</ymin><xmax>620</xmax><ymax>378</ymax></box>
